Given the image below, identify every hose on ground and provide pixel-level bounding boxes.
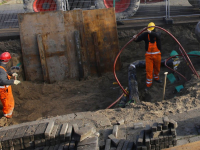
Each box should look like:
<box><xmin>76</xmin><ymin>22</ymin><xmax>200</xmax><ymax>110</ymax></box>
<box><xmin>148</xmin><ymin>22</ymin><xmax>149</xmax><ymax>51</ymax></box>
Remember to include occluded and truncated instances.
<box><xmin>106</xmin><ymin>93</ymin><xmax>124</xmax><ymax>109</ymax></box>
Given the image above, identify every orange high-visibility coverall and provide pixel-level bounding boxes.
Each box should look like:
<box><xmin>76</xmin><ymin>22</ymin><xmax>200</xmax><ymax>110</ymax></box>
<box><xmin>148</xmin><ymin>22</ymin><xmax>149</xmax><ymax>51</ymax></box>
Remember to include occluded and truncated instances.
<box><xmin>145</xmin><ymin>34</ymin><xmax>161</xmax><ymax>87</ymax></box>
<box><xmin>0</xmin><ymin>66</ymin><xmax>14</xmax><ymax>117</ymax></box>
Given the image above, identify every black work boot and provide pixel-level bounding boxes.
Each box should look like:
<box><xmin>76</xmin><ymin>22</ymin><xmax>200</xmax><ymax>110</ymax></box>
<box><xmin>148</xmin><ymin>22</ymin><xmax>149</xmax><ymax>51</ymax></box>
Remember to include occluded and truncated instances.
<box><xmin>154</xmin><ymin>79</ymin><xmax>162</xmax><ymax>83</ymax></box>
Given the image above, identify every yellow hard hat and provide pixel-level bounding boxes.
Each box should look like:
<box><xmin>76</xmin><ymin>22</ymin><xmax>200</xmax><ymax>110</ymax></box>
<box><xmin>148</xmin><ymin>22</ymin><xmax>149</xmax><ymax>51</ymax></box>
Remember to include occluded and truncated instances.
<box><xmin>148</xmin><ymin>22</ymin><xmax>155</xmax><ymax>31</ymax></box>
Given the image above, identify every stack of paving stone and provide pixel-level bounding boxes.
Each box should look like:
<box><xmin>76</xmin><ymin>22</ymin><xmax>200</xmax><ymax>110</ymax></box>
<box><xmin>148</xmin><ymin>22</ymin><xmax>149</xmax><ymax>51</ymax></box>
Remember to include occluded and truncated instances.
<box><xmin>137</xmin><ymin>117</ymin><xmax>178</xmax><ymax>150</ymax></box>
<box><xmin>103</xmin><ymin>122</ymin><xmax>136</xmax><ymax>150</ymax></box>
<box><xmin>0</xmin><ymin>121</ymin><xmax>99</xmax><ymax>150</ymax></box>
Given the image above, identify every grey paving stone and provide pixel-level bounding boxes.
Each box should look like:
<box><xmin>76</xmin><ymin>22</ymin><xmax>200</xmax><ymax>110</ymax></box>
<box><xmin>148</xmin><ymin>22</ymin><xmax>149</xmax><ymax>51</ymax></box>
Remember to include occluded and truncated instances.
<box><xmin>34</xmin><ymin>123</ymin><xmax>48</xmax><ymax>140</ymax></box>
<box><xmin>118</xmin><ymin>125</ymin><xmax>126</xmax><ymax>139</ymax></box>
<box><xmin>137</xmin><ymin>130</ymin><xmax>144</xmax><ymax>146</ymax></box>
<box><xmin>127</xmin><ymin>141</ymin><xmax>135</xmax><ymax>150</ymax></box>
<box><xmin>53</xmin><ymin>144</ymin><xmax>59</xmax><ymax>150</ymax></box>
<box><xmin>145</xmin><ymin>133</ymin><xmax>150</xmax><ymax>147</ymax></box>
<box><xmin>110</xmin><ymin>148</ymin><xmax>117</xmax><ymax>150</ymax></box>
<box><xmin>188</xmin><ymin>136</ymin><xmax>200</xmax><ymax>143</ymax></box>
<box><xmin>134</xmin><ymin>122</ymin><xmax>144</xmax><ymax>129</ymax></box>
<box><xmin>108</xmin><ymin>134</ymin><xmax>120</xmax><ymax>147</ymax></box>
<box><xmin>63</xmin><ymin>142</ymin><xmax>69</xmax><ymax>150</ymax></box>
<box><xmin>34</xmin><ymin>139</ymin><xmax>45</xmax><ymax>147</ymax></box>
<box><xmin>77</xmin><ymin>143</ymin><xmax>98</xmax><ymax>150</ymax></box>
<box><xmin>117</xmin><ymin>119</ymin><xmax>124</xmax><ymax>125</ymax></box>
<box><xmin>112</xmin><ymin>125</ymin><xmax>119</xmax><ymax>138</ymax></box>
<box><xmin>177</xmin><ymin>139</ymin><xmax>189</xmax><ymax>146</ymax></box>
<box><xmin>60</xmin><ymin>123</ymin><xmax>68</xmax><ymax>141</ymax></box>
<box><xmin>2</xmin><ymin>128</ymin><xmax>17</xmax><ymax>148</ymax></box>
<box><xmin>0</xmin><ymin>130</ymin><xmax>8</xmax><ymax>149</ymax></box>
<box><xmin>74</xmin><ymin>126</ymin><xmax>96</xmax><ymax>142</ymax></box>
<box><xmin>99</xmin><ymin>140</ymin><xmax>105</xmax><ymax>149</ymax></box>
<box><xmin>50</xmin><ymin>125</ymin><xmax>59</xmax><ymax>140</ymax></box>
<box><xmin>55</xmin><ymin>124</ymin><xmax>62</xmax><ymax>140</ymax></box>
<box><xmin>23</xmin><ymin>141</ymin><xmax>35</xmax><ymax>149</ymax></box>
<box><xmin>13</xmin><ymin>125</ymin><xmax>29</xmax><ymax>146</ymax></box>
<box><xmin>78</xmin><ymin>136</ymin><xmax>98</xmax><ymax>146</ymax></box>
<box><xmin>163</xmin><ymin>116</ymin><xmax>169</xmax><ymax>126</ymax></box>
<box><xmin>23</xmin><ymin>124</ymin><xmax>39</xmax><ymax>143</ymax></box>
<box><xmin>117</xmin><ymin>139</ymin><xmax>125</xmax><ymax>150</ymax></box>
<box><xmin>45</xmin><ymin>121</ymin><xmax>54</xmax><ymax>139</ymax></box>
<box><xmin>122</xmin><ymin>140</ymin><xmax>129</xmax><ymax>150</ymax></box>
<box><xmin>65</xmin><ymin>125</ymin><xmax>72</xmax><ymax>142</ymax></box>
<box><xmin>69</xmin><ymin>140</ymin><xmax>75</xmax><ymax>149</ymax></box>
<box><xmin>169</xmin><ymin>119</ymin><xmax>178</xmax><ymax>129</ymax></box>
<box><xmin>105</xmin><ymin>139</ymin><xmax>111</xmax><ymax>150</ymax></box>
<box><xmin>145</xmin><ymin>125</ymin><xmax>151</xmax><ymax>134</ymax></box>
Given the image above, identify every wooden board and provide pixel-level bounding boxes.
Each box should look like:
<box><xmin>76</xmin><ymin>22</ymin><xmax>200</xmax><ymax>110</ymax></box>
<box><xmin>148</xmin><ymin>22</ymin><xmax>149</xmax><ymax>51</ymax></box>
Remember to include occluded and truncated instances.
<box><xmin>18</xmin><ymin>11</ymin><xmax>66</xmax><ymax>81</ymax></box>
<box><xmin>82</xmin><ymin>8</ymin><xmax>121</xmax><ymax>74</ymax></box>
<box><xmin>164</xmin><ymin>140</ymin><xmax>200</xmax><ymax>150</ymax></box>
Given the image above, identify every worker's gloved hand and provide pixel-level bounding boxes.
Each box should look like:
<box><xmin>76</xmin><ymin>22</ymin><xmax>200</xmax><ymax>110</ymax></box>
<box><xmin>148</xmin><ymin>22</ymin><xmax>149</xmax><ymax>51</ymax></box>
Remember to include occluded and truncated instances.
<box><xmin>12</xmin><ymin>73</ymin><xmax>18</xmax><ymax>77</ymax></box>
<box><xmin>147</xmin><ymin>29</ymin><xmax>151</xmax><ymax>33</ymax></box>
<box><xmin>14</xmin><ymin>80</ymin><xmax>21</xmax><ymax>85</ymax></box>
<box><xmin>133</xmin><ymin>35</ymin><xmax>137</xmax><ymax>39</ymax></box>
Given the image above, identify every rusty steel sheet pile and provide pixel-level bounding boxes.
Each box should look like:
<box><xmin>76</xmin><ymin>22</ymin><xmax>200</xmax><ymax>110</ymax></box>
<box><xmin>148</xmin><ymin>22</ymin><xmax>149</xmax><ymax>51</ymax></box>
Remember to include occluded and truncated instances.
<box><xmin>18</xmin><ymin>8</ymin><xmax>121</xmax><ymax>83</ymax></box>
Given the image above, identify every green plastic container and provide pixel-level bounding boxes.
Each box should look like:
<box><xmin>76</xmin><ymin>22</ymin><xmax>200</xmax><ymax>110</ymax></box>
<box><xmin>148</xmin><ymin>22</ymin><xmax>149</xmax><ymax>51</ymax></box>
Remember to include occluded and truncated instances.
<box><xmin>170</xmin><ymin>50</ymin><xmax>179</xmax><ymax>57</ymax></box>
<box><xmin>175</xmin><ymin>85</ymin><xmax>184</xmax><ymax>92</ymax></box>
<box><xmin>167</xmin><ymin>73</ymin><xmax>176</xmax><ymax>84</ymax></box>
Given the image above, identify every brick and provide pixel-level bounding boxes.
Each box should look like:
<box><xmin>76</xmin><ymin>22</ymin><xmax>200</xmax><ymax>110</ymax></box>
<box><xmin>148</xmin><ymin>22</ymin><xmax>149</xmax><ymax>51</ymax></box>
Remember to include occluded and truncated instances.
<box><xmin>110</xmin><ymin>148</ymin><xmax>117</xmax><ymax>150</ymax></box>
<box><xmin>63</xmin><ymin>142</ymin><xmax>70</xmax><ymax>150</ymax></box>
<box><xmin>45</xmin><ymin>121</ymin><xmax>55</xmax><ymax>139</ymax></box>
<box><xmin>150</xmin><ymin>138</ymin><xmax>155</xmax><ymax>145</ymax></box>
<box><xmin>160</xmin><ymin>142</ymin><xmax>164</xmax><ymax>149</ymax></box>
<box><xmin>60</xmin><ymin>123</ymin><xmax>68</xmax><ymax>141</ymax></box>
<box><xmin>65</xmin><ymin>125</ymin><xmax>72</xmax><ymax>142</ymax></box>
<box><xmin>2</xmin><ymin>128</ymin><xmax>17</xmax><ymax>148</ymax></box>
<box><xmin>108</xmin><ymin>134</ymin><xmax>120</xmax><ymax>146</ymax></box>
<box><xmin>157</xmin><ymin>125</ymin><xmax>162</xmax><ymax>131</ymax></box>
<box><xmin>141</xmin><ymin>146</ymin><xmax>147</xmax><ymax>150</ymax></box>
<box><xmin>117</xmin><ymin>140</ymin><xmax>125</xmax><ymax>150</ymax></box>
<box><xmin>50</xmin><ymin>125</ymin><xmax>59</xmax><ymax>140</ymax></box>
<box><xmin>58</xmin><ymin>143</ymin><xmax>64</xmax><ymax>150</ymax></box>
<box><xmin>151</xmin><ymin>126</ymin><xmax>157</xmax><ymax>132</ymax></box>
<box><xmin>163</xmin><ymin>135</ymin><xmax>168</xmax><ymax>142</ymax></box>
<box><xmin>154</xmin><ymin>138</ymin><xmax>159</xmax><ymax>145</ymax></box>
<box><xmin>49</xmin><ymin>146</ymin><xmax>55</xmax><ymax>150</ymax></box>
<box><xmin>134</xmin><ymin>122</ymin><xmax>144</xmax><ymax>129</ymax></box>
<box><xmin>72</xmin><ymin>124</ymin><xmax>79</xmax><ymax>133</ymax></box>
<box><xmin>155</xmin><ymin>144</ymin><xmax>159</xmax><ymax>150</ymax></box>
<box><xmin>99</xmin><ymin>140</ymin><xmax>105</xmax><ymax>149</ymax></box>
<box><xmin>105</xmin><ymin>139</ymin><xmax>111</xmax><ymax>150</ymax></box>
<box><xmin>34</xmin><ymin>146</ymin><xmax>44</xmax><ymax>150</ymax></box>
<box><xmin>169</xmin><ymin>119</ymin><xmax>178</xmax><ymax>129</ymax></box>
<box><xmin>78</xmin><ymin>136</ymin><xmax>98</xmax><ymax>146</ymax></box>
<box><xmin>171</xmin><ymin>129</ymin><xmax>176</xmax><ymax>136</ymax></box>
<box><xmin>23</xmin><ymin>124</ymin><xmax>39</xmax><ymax>143</ymax></box>
<box><xmin>159</xmin><ymin>136</ymin><xmax>164</xmax><ymax>143</ymax></box>
<box><xmin>23</xmin><ymin>141</ymin><xmax>35</xmax><ymax>149</ymax></box>
<box><xmin>43</xmin><ymin>146</ymin><xmax>49</xmax><ymax>150</ymax></box>
<box><xmin>137</xmin><ymin>130</ymin><xmax>144</xmax><ymax>146</ymax></box>
<box><xmin>122</xmin><ymin>140</ymin><xmax>129</xmax><ymax>150</ymax></box>
<box><xmin>151</xmin><ymin>145</ymin><xmax>155</xmax><ymax>149</ymax></box>
<box><xmin>12</xmin><ymin>125</ymin><xmax>28</xmax><ymax>146</ymax></box>
<box><xmin>137</xmin><ymin>146</ymin><xmax>142</xmax><ymax>150</ymax></box>
<box><xmin>127</xmin><ymin>141</ymin><xmax>135</xmax><ymax>150</ymax></box>
<box><xmin>112</xmin><ymin>125</ymin><xmax>119</xmax><ymax>137</ymax></box>
<box><xmin>173</xmin><ymin>139</ymin><xmax>177</xmax><ymax>146</ymax></box>
<box><xmin>162</xmin><ymin>130</ymin><xmax>169</xmax><ymax>136</ymax></box>
<box><xmin>0</xmin><ymin>130</ymin><xmax>8</xmax><ymax>148</ymax></box>
<box><xmin>117</xmin><ymin>119</ymin><xmax>124</xmax><ymax>125</ymax></box>
<box><xmin>14</xmin><ymin>144</ymin><xmax>22</xmax><ymax>150</ymax></box>
<box><xmin>169</xmin><ymin>145</ymin><xmax>173</xmax><ymax>147</ymax></box>
<box><xmin>34</xmin><ymin>139</ymin><xmax>45</xmax><ymax>147</ymax></box>
<box><xmin>168</xmin><ymin>135</ymin><xmax>173</xmax><ymax>141</ymax></box>
<box><xmin>162</xmin><ymin>125</ymin><xmax>168</xmax><ymax>130</ymax></box>
<box><xmin>34</xmin><ymin>123</ymin><xmax>48</xmax><ymax>140</ymax></box>
<box><xmin>69</xmin><ymin>141</ymin><xmax>75</xmax><ymax>149</ymax></box>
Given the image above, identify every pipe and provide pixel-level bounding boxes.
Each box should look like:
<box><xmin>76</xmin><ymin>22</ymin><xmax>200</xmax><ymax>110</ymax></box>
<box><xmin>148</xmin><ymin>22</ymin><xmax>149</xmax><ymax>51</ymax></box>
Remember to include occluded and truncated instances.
<box><xmin>113</xmin><ymin>26</ymin><xmax>199</xmax><ymax>96</ymax></box>
<box><xmin>106</xmin><ymin>93</ymin><xmax>124</xmax><ymax>109</ymax></box>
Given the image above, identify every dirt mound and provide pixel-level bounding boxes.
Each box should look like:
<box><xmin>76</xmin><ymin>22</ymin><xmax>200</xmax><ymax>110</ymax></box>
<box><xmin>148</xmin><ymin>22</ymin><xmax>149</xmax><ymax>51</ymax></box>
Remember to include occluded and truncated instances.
<box><xmin>0</xmin><ymin>24</ymin><xmax>200</xmax><ymax>127</ymax></box>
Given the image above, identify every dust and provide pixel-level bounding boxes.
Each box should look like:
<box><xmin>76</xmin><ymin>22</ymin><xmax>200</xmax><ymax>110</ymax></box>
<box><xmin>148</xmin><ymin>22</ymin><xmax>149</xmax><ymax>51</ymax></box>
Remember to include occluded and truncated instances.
<box><xmin>0</xmin><ymin>24</ymin><xmax>200</xmax><ymax>127</ymax></box>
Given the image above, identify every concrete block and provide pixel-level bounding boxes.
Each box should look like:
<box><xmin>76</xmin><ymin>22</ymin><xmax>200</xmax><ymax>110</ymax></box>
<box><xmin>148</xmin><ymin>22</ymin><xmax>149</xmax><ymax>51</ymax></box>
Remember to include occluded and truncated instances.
<box><xmin>58</xmin><ymin>143</ymin><xmax>64</xmax><ymax>150</ymax></box>
<box><xmin>14</xmin><ymin>144</ymin><xmax>22</xmax><ymax>150</ymax></box>
<box><xmin>163</xmin><ymin>116</ymin><xmax>169</xmax><ymax>126</ymax></box>
<box><xmin>150</xmin><ymin>138</ymin><xmax>155</xmax><ymax>145</ymax></box>
<box><xmin>170</xmin><ymin>129</ymin><xmax>176</xmax><ymax>136</ymax></box>
<box><xmin>34</xmin><ymin>123</ymin><xmax>48</xmax><ymax>140</ymax></box>
<box><xmin>154</xmin><ymin>138</ymin><xmax>159</xmax><ymax>145</ymax></box>
<box><xmin>23</xmin><ymin>124</ymin><xmax>39</xmax><ymax>143</ymax></box>
<box><xmin>12</xmin><ymin>125</ymin><xmax>28</xmax><ymax>146</ymax></box>
<box><xmin>108</xmin><ymin>134</ymin><xmax>120</xmax><ymax>146</ymax></box>
<box><xmin>151</xmin><ymin>126</ymin><xmax>157</xmax><ymax>132</ymax></box>
<box><xmin>77</xmin><ymin>143</ymin><xmax>98</xmax><ymax>150</ymax></box>
<box><xmin>134</xmin><ymin>122</ymin><xmax>144</xmax><ymax>129</ymax></box>
<box><xmin>155</xmin><ymin>144</ymin><xmax>159</xmax><ymax>150</ymax></box>
<box><xmin>116</xmin><ymin>140</ymin><xmax>125</xmax><ymax>150</ymax></box>
<box><xmin>159</xmin><ymin>136</ymin><xmax>164</xmax><ymax>143</ymax></box>
<box><xmin>117</xmin><ymin>124</ymin><xmax>126</xmax><ymax>139</ymax></box>
<box><xmin>2</xmin><ymin>128</ymin><xmax>17</xmax><ymax>148</ymax></box>
<box><xmin>78</xmin><ymin>136</ymin><xmax>98</xmax><ymax>146</ymax></box>
<box><xmin>45</xmin><ymin>121</ymin><xmax>54</xmax><ymax>139</ymax></box>
<box><xmin>159</xmin><ymin>142</ymin><xmax>164</xmax><ymax>149</ymax></box>
<box><xmin>162</xmin><ymin>130</ymin><xmax>169</xmax><ymax>136</ymax></box>
<box><xmin>145</xmin><ymin>133</ymin><xmax>150</xmax><ymax>147</ymax></box>
<box><xmin>163</xmin><ymin>135</ymin><xmax>168</xmax><ymax>142</ymax></box>
<box><xmin>69</xmin><ymin>141</ymin><xmax>75</xmax><ymax>149</ymax></box>
<box><xmin>60</xmin><ymin>123</ymin><xmax>68</xmax><ymax>141</ymax></box>
<box><xmin>23</xmin><ymin>141</ymin><xmax>35</xmax><ymax>149</ymax></box>
<box><xmin>35</xmin><ymin>139</ymin><xmax>46</xmax><ymax>147</ymax></box>
<box><xmin>117</xmin><ymin>119</ymin><xmax>124</xmax><ymax>125</ymax></box>
<box><xmin>127</xmin><ymin>141</ymin><xmax>135</xmax><ymax>150</ymax></box>
<box><xmin>162</xmin><ymin>125</ymin><xmax>168</xmax><ymax>130</ymax></box>
<box><xmin>157</xmin><ymin>125</ymin><xmax>162</xmax><ymax>131</ymax></box>
<box><xmin>137</xmin><ymin>130</ymin><xmax>144</xmax><ymax>146</ymax></box>
<box><xmin>141</xmin><ymin>146</ymin><xmax>147</xmax><ymax>150</ymax></box>
<box><xmin>169</xmin><ymin>119</ymin><xmax>178</xmax><ymax>129</ymax></box>
<box><xmin>105</xmin><ymin>139</ymin><xmax>111</xmax><ymax>150</ymax></box>
<box><xmin>112</xmin><ymin>125</ymin><xmax>119</xmax><ymax>138</ymax></box>
<box><xmin>122</xmin><ymin>140</ymin><xmax>129</xmax><ymax>150</ymax></box>
<box><xmin>72</xmin><ymin>124</ymin><xmax>79</xmax><ymax>133</ymax></box>
<box><xmin>63</xmin><ymin>142</ymin><xmax>69</xmax><ymax>150</ymax></box>
<box><xmin>65</xmin><ymin>125</ymin><xmax>72</xmax><ymax>142</ymax></box>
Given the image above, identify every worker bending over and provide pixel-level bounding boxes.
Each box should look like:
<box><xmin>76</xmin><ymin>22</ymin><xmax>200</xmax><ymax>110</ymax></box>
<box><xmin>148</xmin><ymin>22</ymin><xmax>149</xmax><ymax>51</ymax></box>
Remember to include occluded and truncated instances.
<box><xmin>0</xmin><ymin>52</ymin><xmax>20</xmax><ymax>118</ymax></box>
<box><xmin>133</xmin><ymin>22</ymin><xmax>162</xmax><ymax>92</ymax></box>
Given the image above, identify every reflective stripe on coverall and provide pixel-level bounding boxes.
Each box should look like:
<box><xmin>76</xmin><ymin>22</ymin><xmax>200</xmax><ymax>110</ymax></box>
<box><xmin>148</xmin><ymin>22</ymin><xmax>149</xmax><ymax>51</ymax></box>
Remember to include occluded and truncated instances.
<box><xmin>145</xmin><ymin>34</ymin><xmax>161</xmax><ymax>87</ymax></box>
<box><xmin>0</xmin><ymin>66</ymin><xmax>14</xmax><ymax>117</ymax></box>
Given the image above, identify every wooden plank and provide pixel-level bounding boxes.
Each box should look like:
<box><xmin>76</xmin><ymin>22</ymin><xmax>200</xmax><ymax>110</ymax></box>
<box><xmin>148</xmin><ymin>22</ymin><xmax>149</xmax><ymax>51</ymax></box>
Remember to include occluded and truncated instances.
<box><xmin>37</xmin><ymin>34</ymin><xmax>49</xmax><ymax>83</ymax></box>
<box><xmin>18</xmin><ymin>11</ymin><xmax>65</xmax><ymax>81</ymax></box>
<box><xmin>92</xmin><ymin>32</ymin><xmax>102</xmax><ymax>77</ymax></box>
<box><xmin>82</xmin><ymin>8</ymin><xmax>121</xmax><ymax>74</ymax></box>
<box><xmin>41</xmin><ymin>32</ymin><xmax>69</xmax><ymax>83</ymax></box>
<box><xmin>164</xmin><ymin>140</ymin><xmax>200</xmax><ymax>150</ymax></box>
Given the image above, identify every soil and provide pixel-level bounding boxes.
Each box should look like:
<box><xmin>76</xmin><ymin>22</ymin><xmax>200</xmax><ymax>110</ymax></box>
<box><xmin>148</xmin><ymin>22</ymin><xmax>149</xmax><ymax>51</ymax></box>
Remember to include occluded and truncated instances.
<box><xmin>0</xmin><ymin>23</ymin><xmax>200</xmax><ymax>127</ymax></box>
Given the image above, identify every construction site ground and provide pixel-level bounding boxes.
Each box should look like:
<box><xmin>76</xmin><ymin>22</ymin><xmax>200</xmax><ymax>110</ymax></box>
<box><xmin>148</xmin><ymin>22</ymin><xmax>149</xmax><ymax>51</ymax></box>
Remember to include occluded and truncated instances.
<box><xmin>1</xmin><ymin>23</ymin><xmax>200</xmax><ymax>147</ymax></box>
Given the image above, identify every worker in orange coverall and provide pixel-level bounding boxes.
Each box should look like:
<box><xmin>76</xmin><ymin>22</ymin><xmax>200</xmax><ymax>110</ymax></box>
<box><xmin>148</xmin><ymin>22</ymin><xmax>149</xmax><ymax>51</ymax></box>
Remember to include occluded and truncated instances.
<box><xmin>133</xmin><ymin>22</ymin><xmax>162</xmax><ymax>92</ymax></box>
<box><xmin>0</xmin><ymin>52</ymin><xmax>21</xmax><ymax>118</ymax></box>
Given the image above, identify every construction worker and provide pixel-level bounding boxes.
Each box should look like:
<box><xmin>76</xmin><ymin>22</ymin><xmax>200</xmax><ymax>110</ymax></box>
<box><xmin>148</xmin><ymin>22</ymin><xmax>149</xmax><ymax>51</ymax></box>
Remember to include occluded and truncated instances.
<box><xmin>0</xmin><ymin>52</ymin><xmax>21</xmax><ymax>118</ymax></box>
<box><xmin>133</xmin><ymin>22</ymin><xmax>162</xmax><ymax>91</ymax></box>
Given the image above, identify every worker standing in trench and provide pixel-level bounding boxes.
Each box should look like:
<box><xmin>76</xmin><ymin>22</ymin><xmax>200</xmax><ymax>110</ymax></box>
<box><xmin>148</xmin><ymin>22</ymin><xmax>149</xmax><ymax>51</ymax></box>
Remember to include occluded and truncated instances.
<box><xmin>133</xmin><ymin>22</ymin><xmax>162</xmax><ymax>92</ymax></box>
<box><xmin>0</xmin><ymin>52</ymin><xmax>21</xmax><ymax>119</ymax></box>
